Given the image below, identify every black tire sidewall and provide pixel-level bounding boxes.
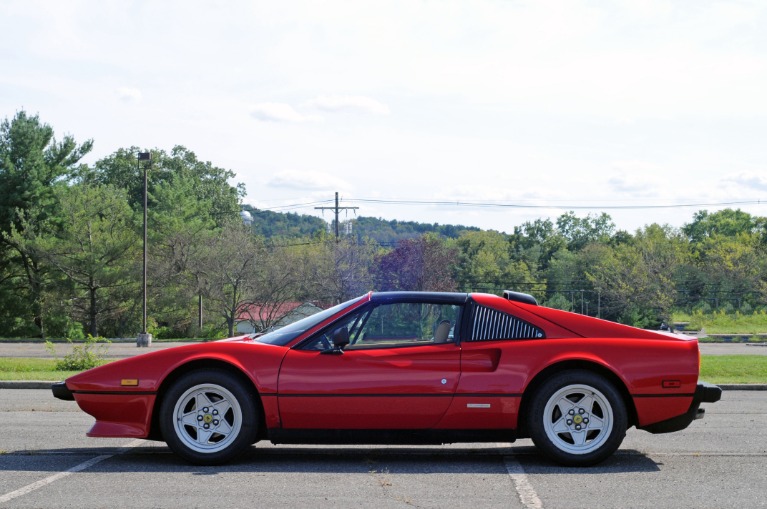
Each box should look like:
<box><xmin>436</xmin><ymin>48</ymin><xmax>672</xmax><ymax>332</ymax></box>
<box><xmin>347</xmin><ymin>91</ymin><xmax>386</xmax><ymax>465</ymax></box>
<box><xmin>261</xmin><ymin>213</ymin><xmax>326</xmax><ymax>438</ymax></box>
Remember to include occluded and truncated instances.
<box><xmin>527</xmin><ymin>370</ymin><xmax>627</xmax><ymax>466</ymax></box>
<box><xmin>159</xmin><ymin>369</ymin><xmax>258</xmax><ymax>465</ymax></box>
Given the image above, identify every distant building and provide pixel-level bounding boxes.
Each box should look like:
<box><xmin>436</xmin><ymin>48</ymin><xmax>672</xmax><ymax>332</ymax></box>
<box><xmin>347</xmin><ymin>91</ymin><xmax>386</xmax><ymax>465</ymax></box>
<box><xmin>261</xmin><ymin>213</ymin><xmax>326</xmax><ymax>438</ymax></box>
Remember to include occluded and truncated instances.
<box><xmin>235</xmin><ymin>302</ymin><xmax>324</xmax><ymax>334</ymax></box>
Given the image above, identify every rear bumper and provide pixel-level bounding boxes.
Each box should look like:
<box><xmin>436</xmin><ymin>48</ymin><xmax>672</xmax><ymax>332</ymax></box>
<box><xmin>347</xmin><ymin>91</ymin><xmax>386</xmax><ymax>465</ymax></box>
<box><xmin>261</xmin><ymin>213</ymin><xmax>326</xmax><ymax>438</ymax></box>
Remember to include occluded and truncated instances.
<box><xmin>51</xmin><ymin>381</ymin><xmax>74</xmax><ymax>401</ymax></box>
<box><xmin>696</xmin><ymin>381</ymin><xmax>722</xmax><ymax>403</ymax></box>
<box><xmin>641</xmin><ymin>381</ymin><xmax>722</xmax><ymax>434</ymax></box>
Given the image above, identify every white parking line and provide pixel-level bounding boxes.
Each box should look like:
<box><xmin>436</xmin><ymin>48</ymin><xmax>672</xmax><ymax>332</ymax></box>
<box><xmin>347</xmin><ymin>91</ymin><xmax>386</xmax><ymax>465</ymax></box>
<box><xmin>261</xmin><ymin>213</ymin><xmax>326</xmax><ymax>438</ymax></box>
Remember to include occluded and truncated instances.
<box><xmin>0</xmin><ymin>439</ymin><xmax>144</xmax><ymax>505</ymax></box>
<box><xmin>498</xmin><ymin>443</ymin><xmax>543</xmax><ymax>509</ymax></box>
<box><xmin>504</xmin><ymin>457</ymin><xmax>543</xmax><ymax>509</ymax></box>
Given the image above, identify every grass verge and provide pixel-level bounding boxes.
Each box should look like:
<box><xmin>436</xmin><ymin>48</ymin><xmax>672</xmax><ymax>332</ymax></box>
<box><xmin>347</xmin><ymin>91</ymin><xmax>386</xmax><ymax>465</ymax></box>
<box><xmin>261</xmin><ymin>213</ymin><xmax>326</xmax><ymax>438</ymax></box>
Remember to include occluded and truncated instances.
<box><xmin>2</xmin><ymin>355</ymin><xmax>766</xmax><ymax>385</ymax></box>
<box><xmin>699</xmin><ymin>355</ymin><xmax>767</xmax><ymax>384</ymax></box>
<box><xmin>0</xmin><ymin>358</ymin><xmax>81</xmax><ymax>381</ymax></box>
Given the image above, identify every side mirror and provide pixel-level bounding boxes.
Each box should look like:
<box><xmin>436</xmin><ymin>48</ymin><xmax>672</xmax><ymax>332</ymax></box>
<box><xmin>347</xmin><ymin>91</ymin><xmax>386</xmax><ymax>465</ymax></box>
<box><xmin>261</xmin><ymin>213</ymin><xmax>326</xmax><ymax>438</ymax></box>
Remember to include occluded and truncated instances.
<box><xmin>331</xmin><ymin>326</ymin><xmax>350</xmax><ymax>349</ymax></box>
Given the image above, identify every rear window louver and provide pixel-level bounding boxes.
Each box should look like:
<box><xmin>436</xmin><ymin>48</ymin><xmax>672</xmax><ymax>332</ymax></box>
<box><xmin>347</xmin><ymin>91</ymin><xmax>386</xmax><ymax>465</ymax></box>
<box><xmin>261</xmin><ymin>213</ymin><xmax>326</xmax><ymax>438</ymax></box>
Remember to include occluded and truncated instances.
<box><xmin>468</xmin><ymin>305</ymin><xmax>544</xmax><ymax>341</ymax></box>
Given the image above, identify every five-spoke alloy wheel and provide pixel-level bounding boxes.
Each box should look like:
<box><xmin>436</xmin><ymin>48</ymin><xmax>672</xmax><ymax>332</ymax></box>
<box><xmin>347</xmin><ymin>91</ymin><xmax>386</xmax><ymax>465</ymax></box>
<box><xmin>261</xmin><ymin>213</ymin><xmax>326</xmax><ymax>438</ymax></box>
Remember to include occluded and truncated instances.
<box><xmin>160</xmin><ymin>369</ymin><xmax>258</xmax><ymax>465</ymax></box>
<box><xmin>528</xmin><ymin>370</ymin><xmax>627</xmax><ymax>466</ymax></box>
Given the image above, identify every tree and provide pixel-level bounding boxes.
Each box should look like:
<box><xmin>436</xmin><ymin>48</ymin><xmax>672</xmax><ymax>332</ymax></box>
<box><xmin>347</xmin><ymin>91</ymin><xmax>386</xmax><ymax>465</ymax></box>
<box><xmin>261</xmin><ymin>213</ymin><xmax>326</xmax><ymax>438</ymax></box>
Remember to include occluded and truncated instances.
<box><xmin>193</xmin><ymin>222</ymin><xmax>264</xmax><ymax>337</ymax></box>
<box><xmin>584</xmin><ymin>225</ymin><xmax>683</xmax><ymax>326</ymax></box>
<box><xmin>80</xmin><ymin>145</ymin><xmax>245</xmax><ymax>336</ymax></box>
<box><xmin>556</xmin><ymin>212</ymin><xmax>615</xmax><ymax>251</ymax></box>
<box><xmin>81</xmin><ymin>145</ymin><xmax>242</xmax><ymax>228</ymax></box>
<box><xmin>293</xmin><ymin>237</ymin><xmax>378</xmax><ymax>304</ymax></box>
<box><xmin>453</xmin><ymin>230</ymin><xmax>538</xmax><ymax>297</ymax></box>
<box><xmin>0</xmin><ymin>111</ymin><xmax>93</xmax><ymax>337</ymax></box>
<box><xmin>695</xmin><ymin>234</ymin><xmax>763</xmax><ymax>310</ymax></box>
<box><xmin>683</xmin><ymin>209</ymin><xmax>766</xmax><ymax>244</ymax></box>
<box><xmin>36</xmin><ymin>184</ymin><xmax>140</xmax><ymax>336</ymax></box>
<box><xmin>510</xmin><ymin>218</ymin><xmax>567</xmax><ymax>280</ymax></box>
<box><xmin>376</xmin><ymin>234</ymin><xmax>458</xmax><ymax>291</ymax></box>
<box><xmin>242</xmin><ymin>246</ymin><xmax>304</xmax><ymax>332</ymax></box>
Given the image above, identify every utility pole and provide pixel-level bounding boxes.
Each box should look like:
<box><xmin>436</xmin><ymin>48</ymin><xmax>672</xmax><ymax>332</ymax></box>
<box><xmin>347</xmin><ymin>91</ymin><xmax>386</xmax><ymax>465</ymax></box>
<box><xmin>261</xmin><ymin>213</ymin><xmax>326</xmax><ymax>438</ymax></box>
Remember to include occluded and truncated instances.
<box><xmin>137</xmin><ymin>151</ymin><xmax>152</xmax><ymax>347</ymax></box>
<box><xmin>315</xmin><ymin>192</ymin><xmax>359</xmax><ymax>242</ymax></box>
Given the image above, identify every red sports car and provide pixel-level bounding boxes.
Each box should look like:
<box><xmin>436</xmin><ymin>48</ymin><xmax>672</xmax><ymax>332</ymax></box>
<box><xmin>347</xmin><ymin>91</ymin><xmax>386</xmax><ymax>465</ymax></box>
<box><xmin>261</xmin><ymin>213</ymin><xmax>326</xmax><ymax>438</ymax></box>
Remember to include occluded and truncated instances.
<box><xmin>53</xmin><ymin>291</ymin><xmax>721</xmax><ymax>466</ymax></box>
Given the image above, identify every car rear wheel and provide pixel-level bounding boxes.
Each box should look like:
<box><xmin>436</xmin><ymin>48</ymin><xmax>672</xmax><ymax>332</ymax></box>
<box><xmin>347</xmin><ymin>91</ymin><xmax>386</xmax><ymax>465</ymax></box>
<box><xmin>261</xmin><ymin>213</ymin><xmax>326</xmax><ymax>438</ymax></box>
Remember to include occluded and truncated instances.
<box><xmin>527</xmin><ymin>370</ymin><xmax>627</xmax><ymax>466</ymax></box>
<box><xmin>159</xmin><ymin>369</ymin><xmax>258</xmax><ymax>465</ymax></box>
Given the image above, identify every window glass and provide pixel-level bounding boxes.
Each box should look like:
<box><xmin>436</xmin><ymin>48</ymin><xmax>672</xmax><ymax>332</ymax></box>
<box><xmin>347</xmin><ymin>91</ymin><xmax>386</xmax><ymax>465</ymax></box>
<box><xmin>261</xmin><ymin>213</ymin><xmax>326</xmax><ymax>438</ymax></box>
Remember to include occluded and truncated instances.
<box><xmin>255</xmin><ymin>295</ymin><xmax>366</xmax><ymax>346</ymax></box>
<box><xmin>301</xmin><ymin>301</ymin><xmax>461</xmax><ymax>351</ymax></box>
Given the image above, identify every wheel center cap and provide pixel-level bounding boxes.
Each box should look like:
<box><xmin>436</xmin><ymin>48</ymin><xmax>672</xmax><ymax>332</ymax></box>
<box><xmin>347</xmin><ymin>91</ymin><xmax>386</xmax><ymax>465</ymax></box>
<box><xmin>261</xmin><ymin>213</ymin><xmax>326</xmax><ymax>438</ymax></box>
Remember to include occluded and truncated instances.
<box><xmin>573</xmin><ymin>415</ymin><xmax>583</xmax><ymax>425</ymax></box>
<box><xmin>203</xmin><ymin>414</ymin><xmax>213</xmax><ymax>424</ymax></box>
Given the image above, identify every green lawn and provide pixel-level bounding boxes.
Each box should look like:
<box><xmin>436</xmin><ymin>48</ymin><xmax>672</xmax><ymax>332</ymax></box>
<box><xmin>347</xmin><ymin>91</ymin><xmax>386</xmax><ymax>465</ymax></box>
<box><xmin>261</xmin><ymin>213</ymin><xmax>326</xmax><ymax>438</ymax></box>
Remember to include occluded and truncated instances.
<box><xmin>674</xmin><ymin>311</ymin><xmax>767</xmax><ymax>335</ymax></box>
<box><xmin>2</xmin><ymin>355</ymin><xmax>766</xmax><ymax>385</ymax></box>
<box><xmin>699</xmin><ymin>355</ymin><xmax>767</xmax><ymax>384</ymax></box>
<box><xmin>0</xmin><ymin>358</ymin><xmax>80</xmax><ymax>381</ymax></box>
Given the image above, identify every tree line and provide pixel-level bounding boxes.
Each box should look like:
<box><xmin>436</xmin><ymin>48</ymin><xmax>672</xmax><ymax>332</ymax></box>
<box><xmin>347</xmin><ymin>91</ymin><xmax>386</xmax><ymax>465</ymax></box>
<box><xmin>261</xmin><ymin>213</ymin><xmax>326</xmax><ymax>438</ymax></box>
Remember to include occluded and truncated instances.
<box><xmin>2</xmin><ymin>110</ymin><xmax>766</xmax><ymax>339</ymax></box>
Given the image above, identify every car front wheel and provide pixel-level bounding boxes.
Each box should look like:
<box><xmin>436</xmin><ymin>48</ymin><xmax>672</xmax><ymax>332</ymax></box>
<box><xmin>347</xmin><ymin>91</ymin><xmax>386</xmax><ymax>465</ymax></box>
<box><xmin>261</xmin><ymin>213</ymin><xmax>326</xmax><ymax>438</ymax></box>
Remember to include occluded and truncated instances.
<box><xmin>527</xmin><ymin>370</ymin><xmax>627</xmax><ymax>466</ymax></box>
<box><xmin>159</xmin><ymin>369</ymin><xmax>258</xmax><ymax>465</ymax></box>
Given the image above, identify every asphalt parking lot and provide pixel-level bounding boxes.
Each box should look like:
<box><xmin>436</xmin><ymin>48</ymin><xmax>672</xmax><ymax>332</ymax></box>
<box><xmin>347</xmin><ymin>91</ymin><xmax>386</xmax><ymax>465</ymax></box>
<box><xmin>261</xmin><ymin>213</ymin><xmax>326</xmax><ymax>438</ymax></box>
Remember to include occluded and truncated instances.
<box><xmin>1</xmin><ymin>389</ymin><xmax>765</xmax><ymax>508</ymax></box>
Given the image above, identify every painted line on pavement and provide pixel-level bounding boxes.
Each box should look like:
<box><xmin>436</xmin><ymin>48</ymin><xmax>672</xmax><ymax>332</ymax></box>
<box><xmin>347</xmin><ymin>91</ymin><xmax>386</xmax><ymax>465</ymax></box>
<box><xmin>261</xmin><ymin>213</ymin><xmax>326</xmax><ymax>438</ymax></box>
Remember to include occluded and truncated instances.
<box><xmin>0</xmin><ymin>439</ymin><xmax>144</xmax><ymax>505</ymax></box>
<box><xmin>498</xmin><ymin>443</ymin><xmax>543</xmax><ymax>509</ymax></box>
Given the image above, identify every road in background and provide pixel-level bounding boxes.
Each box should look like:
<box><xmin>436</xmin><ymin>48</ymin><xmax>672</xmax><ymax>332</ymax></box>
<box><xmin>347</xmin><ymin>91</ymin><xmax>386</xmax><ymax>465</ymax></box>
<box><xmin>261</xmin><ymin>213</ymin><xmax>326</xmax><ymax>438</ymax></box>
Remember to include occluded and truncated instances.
<box><xmin>1</xmin><ymin>340</ymin><xmax>766</xmax><ymax>359</ymax></box>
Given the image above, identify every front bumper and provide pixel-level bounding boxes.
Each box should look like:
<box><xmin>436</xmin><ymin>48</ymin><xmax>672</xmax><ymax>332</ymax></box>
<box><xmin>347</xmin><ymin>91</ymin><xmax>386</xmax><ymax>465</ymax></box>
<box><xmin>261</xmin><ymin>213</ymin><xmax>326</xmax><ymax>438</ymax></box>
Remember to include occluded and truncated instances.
<box><xmin>641</xmin><ymin>381</ymin><xmax>722</xmax><ymax>434</ymax></box>
<box><xmin>51</xmin><ymin>381</ymin><xmax>75</xmax><ymax>401</ymax></box>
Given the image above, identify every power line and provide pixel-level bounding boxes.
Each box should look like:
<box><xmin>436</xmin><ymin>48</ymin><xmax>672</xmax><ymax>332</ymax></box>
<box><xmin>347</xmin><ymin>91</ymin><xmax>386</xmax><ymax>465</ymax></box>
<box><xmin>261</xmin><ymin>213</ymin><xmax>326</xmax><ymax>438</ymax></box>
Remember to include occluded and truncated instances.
<box><xmin>349</xmin><ymin>198</ymin><xmax>765</xmax><ymax>210</ymax></box>
<box><xmin>257</xmin><ymin>199</ymin><xmax>334</xmax><ymax>212</ymax></box>
<box><xmin>252</xmin><ymin>197</ymin><xmax>766</xmax><ymax>213</ymax></box>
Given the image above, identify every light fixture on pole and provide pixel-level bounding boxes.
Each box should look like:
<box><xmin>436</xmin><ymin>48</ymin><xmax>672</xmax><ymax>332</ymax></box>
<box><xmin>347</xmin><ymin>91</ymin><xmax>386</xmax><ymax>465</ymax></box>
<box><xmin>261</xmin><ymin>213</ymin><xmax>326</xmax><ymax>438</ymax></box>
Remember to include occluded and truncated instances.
<box><xmin>136</xmin><ymin>151</ymin><xmax>152</xmax><ymax>347</ymax></box>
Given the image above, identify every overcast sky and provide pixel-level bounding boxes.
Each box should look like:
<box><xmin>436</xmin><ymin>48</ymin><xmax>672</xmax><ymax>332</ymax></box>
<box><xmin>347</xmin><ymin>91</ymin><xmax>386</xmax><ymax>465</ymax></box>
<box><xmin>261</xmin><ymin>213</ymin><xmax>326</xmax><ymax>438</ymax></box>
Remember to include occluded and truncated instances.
<box><xmin>2</xmin><ymin>0</ymin><xmax>766</xmax><ymax>234</ymax></box>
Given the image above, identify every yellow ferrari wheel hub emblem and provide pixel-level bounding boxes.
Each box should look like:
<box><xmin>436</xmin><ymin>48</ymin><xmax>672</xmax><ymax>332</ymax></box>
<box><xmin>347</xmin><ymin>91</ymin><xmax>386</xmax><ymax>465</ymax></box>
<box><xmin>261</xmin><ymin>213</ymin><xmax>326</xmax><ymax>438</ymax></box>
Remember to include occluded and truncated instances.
<box><xmin>573</xmin><ymin>415</ymin><xmax>583</xmax><ymax>425</ymax></box>
<box><xmin>203</xmin><ymin>414</ymin><xmax>213</xmax><ymax>424</ymax></box>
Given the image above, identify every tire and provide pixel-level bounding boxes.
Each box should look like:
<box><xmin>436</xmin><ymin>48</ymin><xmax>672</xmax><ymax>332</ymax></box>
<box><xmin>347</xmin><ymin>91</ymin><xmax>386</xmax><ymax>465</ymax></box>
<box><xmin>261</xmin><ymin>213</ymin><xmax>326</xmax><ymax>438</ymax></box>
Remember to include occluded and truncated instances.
<box><xmin>526</xmin><ymin>370</ymin><xmax>627</xmax><ymax>466</ymax></box>
<box><xmin>159</xmin><ymin>369</ymin><xmax>258</xmax><ymax>465</ymax></box>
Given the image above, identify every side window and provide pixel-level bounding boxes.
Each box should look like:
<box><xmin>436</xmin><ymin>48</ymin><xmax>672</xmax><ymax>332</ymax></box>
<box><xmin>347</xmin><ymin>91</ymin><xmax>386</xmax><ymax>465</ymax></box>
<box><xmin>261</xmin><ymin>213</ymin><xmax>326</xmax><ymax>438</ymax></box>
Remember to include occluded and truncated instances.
<box><xmin>301</xmin><ymin>302</ymin><xmax>461</xmax><ymax>351</ymax></box>
<box><xmin>350</xmin><ymin>302</ymin><xmax>460</xmax><ymax>349</ymax></box>
<box><xmin>467</xmin><ymin>305</ymin><xmax>544</xmax><ymax>341</ymax></box>
<box><xmin>300</xmin><ymin>310</ymin><xmax>365</xmax><ymax>351</ymax></box>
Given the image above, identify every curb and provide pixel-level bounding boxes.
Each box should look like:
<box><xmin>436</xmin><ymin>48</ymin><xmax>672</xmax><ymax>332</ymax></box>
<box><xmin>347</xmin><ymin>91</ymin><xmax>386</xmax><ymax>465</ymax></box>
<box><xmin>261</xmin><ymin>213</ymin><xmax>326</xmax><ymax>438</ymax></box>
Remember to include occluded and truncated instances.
<box><xmin>2</xmin><ymin>381</ymin><xmax>766</xmax><ymax>391</ymax></box>
<box><xmin>718</xmin><ymin>384</ymin><xmax>767</xmax><ymax>391</ymax></box>
<box><xmin>0</xmin><ymin>381</ymin><xmax>59</xmax><ymax>389</ymax></box>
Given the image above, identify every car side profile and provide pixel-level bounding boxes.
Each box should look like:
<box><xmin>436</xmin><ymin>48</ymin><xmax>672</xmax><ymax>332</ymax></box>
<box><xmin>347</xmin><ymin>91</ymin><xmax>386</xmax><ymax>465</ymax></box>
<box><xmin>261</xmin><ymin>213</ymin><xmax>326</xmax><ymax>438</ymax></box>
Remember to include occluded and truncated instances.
<box><xmin>53</xmin><ymin>291</ymin><xmax>721</xmax><ymax>466</ymax></box>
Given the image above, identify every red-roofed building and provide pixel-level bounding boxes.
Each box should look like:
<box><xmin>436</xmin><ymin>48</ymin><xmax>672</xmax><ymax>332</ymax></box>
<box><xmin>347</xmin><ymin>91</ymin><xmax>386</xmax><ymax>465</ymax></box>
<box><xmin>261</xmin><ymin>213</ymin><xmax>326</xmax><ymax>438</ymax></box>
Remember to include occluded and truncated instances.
<box><xmin>235</xmin><ymin>301</ymin><xmax>325</xmax><ymax>334</ymax></box>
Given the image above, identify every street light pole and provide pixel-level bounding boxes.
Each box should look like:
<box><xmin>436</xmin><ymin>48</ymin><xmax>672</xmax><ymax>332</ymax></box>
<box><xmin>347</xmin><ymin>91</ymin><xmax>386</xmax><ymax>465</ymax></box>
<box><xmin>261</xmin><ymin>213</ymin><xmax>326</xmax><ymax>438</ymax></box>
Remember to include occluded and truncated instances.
<box><xmin>137</xmin><ymin>151</ymin><xmax>152</xmax><ymax>347</ymax></box>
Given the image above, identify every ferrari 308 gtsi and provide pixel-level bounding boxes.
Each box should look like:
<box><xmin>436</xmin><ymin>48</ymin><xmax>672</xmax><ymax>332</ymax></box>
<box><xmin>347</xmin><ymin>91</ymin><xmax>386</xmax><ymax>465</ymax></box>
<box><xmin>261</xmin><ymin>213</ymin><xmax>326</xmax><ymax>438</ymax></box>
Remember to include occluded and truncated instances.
<box><xmin>53</xmin><ymin>291</ymin><xmax>721</xmax><ymax>466</ymax></box>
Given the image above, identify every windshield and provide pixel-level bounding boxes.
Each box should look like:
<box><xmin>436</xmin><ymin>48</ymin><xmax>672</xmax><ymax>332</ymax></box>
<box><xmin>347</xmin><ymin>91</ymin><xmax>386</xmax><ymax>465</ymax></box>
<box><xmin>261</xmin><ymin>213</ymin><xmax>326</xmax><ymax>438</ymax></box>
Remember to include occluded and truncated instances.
<box><xmin>254</xmin><ymin>295</ymin><xmax>367</xmax><ymax>346</ymax></box>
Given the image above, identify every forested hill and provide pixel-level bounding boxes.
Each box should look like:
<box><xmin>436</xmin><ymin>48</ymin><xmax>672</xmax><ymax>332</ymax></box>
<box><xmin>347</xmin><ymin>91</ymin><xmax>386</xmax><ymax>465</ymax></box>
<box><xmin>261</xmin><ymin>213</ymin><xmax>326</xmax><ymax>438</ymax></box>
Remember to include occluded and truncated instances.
<box><xmin>243</xmin><ymin>206</ymin><xmax>480</xmax><ymax>244</ymax></box>
<box><xmin>351</xmin><ymin>217</ymin><xmax>480</xmax><ymax>244</ymax></box>
<box><xmin>244</xmin><ymin>208</ymin><xmax>326</xmax><ymax>238</ymax></box>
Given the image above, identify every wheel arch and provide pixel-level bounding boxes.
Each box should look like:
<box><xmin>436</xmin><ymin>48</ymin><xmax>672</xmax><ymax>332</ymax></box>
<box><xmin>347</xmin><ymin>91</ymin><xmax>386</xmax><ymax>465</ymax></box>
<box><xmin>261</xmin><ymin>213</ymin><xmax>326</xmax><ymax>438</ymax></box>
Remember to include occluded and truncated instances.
<box><xmin>516</xmin><ymin>360</ymin><xmax>638</xmax><ymax>438</ymax></box>
<box><xmin>148</xmin><ymin>358</ymin><xmax>267</xmax><ymax>441</ymax></box>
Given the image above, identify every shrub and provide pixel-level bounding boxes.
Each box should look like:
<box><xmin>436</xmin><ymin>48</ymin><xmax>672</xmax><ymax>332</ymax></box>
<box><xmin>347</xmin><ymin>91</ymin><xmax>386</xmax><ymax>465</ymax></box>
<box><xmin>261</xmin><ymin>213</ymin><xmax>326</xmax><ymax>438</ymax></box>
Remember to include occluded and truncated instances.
<box><xmin>200</xmin><ymin>324</ymin><xmax>227</xmax><ymax>341</ymax></box>
<box><xmin>45</xmin><ymin>335</ymin><xmax>111</xmax><ymax>371</ymax></box>
<box><xmin>544</xmin><ymin>293</ymin><xmax>572</xmax><ymax>312</ymax></box>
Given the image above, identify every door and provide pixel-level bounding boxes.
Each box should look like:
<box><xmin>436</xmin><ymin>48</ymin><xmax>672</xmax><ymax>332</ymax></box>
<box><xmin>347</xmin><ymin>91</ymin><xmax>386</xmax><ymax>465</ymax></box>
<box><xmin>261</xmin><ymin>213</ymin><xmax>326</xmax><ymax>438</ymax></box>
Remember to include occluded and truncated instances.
<box><xmin>278</xmin><ymin>300</ymin><xmax>462</xmax><ymax>429</ymax></box>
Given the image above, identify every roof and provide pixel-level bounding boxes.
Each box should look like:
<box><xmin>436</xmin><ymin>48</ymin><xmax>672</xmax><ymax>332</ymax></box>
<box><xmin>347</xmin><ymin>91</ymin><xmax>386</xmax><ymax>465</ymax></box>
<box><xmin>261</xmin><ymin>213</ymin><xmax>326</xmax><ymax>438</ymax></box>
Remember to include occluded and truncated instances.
<box><xmin>236</xmin><ymin>302</ymin><xmax>303</xmax><ymax>322</ymax></box>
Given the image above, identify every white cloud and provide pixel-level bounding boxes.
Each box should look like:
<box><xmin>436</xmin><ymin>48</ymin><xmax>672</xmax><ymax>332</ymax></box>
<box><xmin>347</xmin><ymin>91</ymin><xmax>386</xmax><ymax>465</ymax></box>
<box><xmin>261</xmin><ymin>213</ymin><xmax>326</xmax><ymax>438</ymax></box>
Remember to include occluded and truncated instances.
<box><xmin>250</xmin><ymin>102</ymin><xmax>320</xmax><ymax>123</ymax></box>
<box><xmin>607</xmin><ymin>163</ymin><xmax>666</xmax><ymax>196</ymax></box>
<box><xmin>722</xmin><ymin>172</ymin><xmax>767</xmax><ymax>192</ymax></box>
<box><xmin>267</xmin><ymin>170</ymin><xmax>351</xmax><ymax>192</ymax></box>
<box><xmin>307</xmin><ymin>95</ymin><xmax>390</xmax><ymax>115</ymax></box>
<box><xmin>116</xmin><ymin>87</ymin><xmax>142</xmax><ymax>103</ymax></box>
